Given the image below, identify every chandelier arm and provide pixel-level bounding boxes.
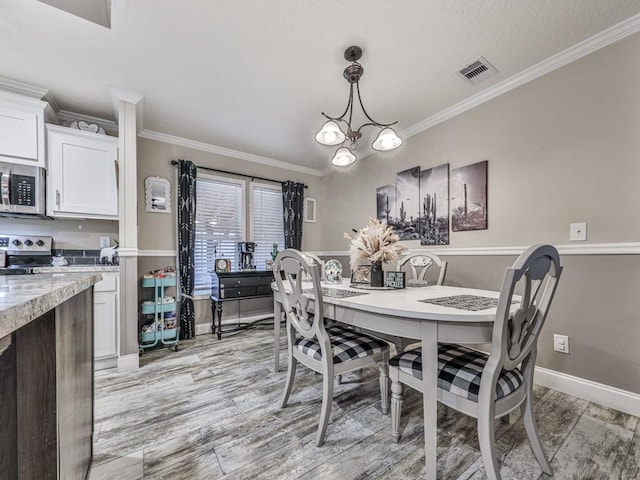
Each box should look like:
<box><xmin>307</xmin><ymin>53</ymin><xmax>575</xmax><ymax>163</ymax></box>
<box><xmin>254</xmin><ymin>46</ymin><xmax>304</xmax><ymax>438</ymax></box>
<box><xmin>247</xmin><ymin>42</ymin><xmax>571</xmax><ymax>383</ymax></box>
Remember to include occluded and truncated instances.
<box><xmin>353</xmin><ymin>121</ymin><xmax>398</xmax><ymax>134</ymax></box>
<box><xmin>321</xmin><ymin>85</ymin><xmax>354</xmax><ymax>129</ymax></box>
<box><xmin>355</xmin><ymin>82</ymin><xmax>398</xmax><ymax>128</ymax></box>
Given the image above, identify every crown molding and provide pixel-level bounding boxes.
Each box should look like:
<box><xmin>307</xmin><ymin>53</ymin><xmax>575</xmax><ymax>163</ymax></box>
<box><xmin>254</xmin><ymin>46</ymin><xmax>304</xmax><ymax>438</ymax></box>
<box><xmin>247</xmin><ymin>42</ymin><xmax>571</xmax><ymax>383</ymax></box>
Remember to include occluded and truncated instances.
<box><xmin>42</xmin><ymin>93</ymin><xmax>60</xmax><ymax>113</ymax></box>
<box><xmin>317</xmin><ymin>242</ymin><xmax>640</xmax><ymax>257</ymax></box>
<box><xmin>110</xmin><ymin>87</ymin><xmax>144</xmax><ymax>106</ymax></box>
<box><xmin>138</xmin><ymin>129</ymin><xmax>325</xmax><ymax>177</ymax></box>
<box><xmin>0</xmin><ymin>76</ymin><xmax>49</xmax><ymax>100</ymax></box>
<box><xmin>399</xmin><ymin>13</ymin><xmax>640</xmax><ymax>141</ymax></box>
<box><xmin>110</xmin><ymin>87</ymin><xmax>144</xmax><ymax>133</ymax></box>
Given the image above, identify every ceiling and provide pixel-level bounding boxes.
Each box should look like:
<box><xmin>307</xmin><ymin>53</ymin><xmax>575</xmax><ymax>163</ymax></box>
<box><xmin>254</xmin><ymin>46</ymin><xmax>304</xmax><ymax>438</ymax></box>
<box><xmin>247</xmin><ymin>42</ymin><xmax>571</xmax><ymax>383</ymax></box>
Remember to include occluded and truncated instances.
<box><xmin>2</xmin><ymin>1</ymin><xmax>640</xmax><ymax>175</ymax></box>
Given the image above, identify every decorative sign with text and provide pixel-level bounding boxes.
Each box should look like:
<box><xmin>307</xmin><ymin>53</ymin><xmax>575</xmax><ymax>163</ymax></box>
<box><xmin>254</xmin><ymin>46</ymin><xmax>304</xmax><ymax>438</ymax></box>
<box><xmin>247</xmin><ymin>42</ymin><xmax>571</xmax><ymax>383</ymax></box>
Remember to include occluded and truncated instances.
<box><xmin>385</xmin><ymin>271</ymin><xmax>405</xmax><ymax>289</ymax></box>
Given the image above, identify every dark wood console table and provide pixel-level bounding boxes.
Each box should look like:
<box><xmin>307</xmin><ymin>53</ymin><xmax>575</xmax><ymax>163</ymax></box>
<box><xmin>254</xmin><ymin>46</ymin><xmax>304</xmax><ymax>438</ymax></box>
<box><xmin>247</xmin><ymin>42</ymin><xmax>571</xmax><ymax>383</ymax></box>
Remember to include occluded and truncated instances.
<box><xmin>210</xmin><ymin>270</ymin><xmax>274</xmax><ymax>340</ymax></box>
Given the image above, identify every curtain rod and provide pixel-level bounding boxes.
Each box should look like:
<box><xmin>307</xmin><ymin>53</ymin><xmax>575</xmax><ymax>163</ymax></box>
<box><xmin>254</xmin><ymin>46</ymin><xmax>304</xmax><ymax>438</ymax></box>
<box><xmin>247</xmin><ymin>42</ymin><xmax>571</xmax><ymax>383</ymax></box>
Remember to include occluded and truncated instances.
<box><xmin>170</xmin><ymin>160</ymin><xmax>308</xmax><ymax>189</ymax></box>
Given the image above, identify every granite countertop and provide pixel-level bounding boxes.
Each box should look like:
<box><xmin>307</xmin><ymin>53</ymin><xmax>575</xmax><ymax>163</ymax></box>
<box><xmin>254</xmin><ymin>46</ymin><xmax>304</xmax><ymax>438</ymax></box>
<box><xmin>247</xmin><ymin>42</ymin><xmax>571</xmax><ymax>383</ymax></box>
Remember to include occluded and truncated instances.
<box><xmin>32</xmin><ymin>265</ymin><xmax>119</xmax><ymax>274</ymax></box>
<box><xmin>0</xmin><ymin>272</ymin><xmax>102</xmax><ymax>338</ymax></box>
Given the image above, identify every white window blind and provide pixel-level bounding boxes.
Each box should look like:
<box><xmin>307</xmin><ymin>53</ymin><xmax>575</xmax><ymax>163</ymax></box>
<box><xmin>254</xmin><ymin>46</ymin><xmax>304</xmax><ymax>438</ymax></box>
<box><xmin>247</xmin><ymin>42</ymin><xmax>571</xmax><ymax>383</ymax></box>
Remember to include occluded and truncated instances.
<box><xmin>194</xmin><ymin>175</ymin><xmax>244</xmax><ymax>293</ymax></box>
<box><xmin>251</xmin><ymin>183</ymin><xmax>284</xmax><ymax>269</ymax></box>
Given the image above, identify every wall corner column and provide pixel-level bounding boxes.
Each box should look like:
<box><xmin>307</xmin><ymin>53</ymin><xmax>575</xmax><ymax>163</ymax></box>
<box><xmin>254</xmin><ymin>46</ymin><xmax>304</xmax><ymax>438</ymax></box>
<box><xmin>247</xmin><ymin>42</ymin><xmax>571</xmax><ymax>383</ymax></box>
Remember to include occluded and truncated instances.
<box><xmin>112</xmin><ymin>88</ymin><xmax>144</xmax><ymax>372</ymax></box>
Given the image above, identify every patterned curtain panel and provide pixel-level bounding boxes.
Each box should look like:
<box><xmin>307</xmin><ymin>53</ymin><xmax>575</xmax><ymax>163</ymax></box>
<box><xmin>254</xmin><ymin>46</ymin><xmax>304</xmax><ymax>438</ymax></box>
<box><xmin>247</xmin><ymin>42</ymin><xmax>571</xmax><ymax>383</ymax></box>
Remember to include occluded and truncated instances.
<box><xmin>282</xmin><ymin>180</ymin><xmax>305</xmax><ymax>249</ymax></box>
<box><xmin>177</xmin><ymin>159</ymin><xmax>197</xmax><ymax>339</ymax></box>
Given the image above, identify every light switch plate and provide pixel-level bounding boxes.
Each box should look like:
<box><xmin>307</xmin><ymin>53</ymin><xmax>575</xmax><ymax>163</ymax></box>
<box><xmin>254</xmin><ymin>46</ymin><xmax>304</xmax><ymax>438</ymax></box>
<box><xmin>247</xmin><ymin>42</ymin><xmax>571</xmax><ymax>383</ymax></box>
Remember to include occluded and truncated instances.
<box><xmin>553</xmin><ymin>334</ymin><xmax>570</xmax><ymax>354</ymax></box>
<box><xmin>100</xmin><ymin>236</ymin><xmax>111</xmax><ymax>248</ymax></box>
<box><xmin>569</xmin><ymin>222</ymin><xmax>587</xmax><ymax>241</ymax></box>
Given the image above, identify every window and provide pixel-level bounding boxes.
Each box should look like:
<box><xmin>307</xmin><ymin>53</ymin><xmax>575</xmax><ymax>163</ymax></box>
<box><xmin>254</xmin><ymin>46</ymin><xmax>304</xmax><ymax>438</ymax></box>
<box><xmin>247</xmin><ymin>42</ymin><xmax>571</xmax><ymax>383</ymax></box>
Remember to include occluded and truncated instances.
<box><xmin>251</xmin><ymin>183</ymin><xmax>285</xmax><ymax>269</ymax></box>
<box><xmin>194</xmin><ymin>174</ymin><xmax>245</xmax><ymax>293</ymax></box>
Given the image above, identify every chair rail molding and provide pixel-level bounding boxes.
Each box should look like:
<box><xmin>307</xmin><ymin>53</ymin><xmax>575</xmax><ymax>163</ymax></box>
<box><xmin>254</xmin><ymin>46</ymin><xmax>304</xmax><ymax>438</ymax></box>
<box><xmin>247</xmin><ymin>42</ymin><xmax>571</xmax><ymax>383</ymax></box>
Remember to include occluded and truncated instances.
<box><xmin>117</xmin><ymin>247</ymin><xmax>139</xmax><ymax>257</ymax></box>
<box><xmin>319</xmin><ymin>242</ymin><xmax>640</xmax><ymax>257</ymax></box>
<box><xmin>138</xmin><ymin>249</ymin><xmax>176</xmax><ymax>257</ymax></box>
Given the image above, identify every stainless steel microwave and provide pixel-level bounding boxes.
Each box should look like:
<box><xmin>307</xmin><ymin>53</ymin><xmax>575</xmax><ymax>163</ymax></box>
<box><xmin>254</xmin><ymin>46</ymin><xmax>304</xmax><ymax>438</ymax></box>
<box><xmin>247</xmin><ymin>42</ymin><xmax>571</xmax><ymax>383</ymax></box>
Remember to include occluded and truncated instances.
<box><xmin>0</xmin><ymin>160</ymin><xmax>46</xmax><ymax>217</ymax></box>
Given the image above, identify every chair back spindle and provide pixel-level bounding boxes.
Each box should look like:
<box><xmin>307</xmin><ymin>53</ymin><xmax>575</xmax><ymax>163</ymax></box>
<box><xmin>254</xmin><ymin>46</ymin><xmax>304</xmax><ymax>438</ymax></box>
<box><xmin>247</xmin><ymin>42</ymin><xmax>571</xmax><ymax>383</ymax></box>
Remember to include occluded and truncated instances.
<box><xmin>491</xmin><ymin>244</ymin><xmax>563</xmax><ymax>376</ymax></box>
<box><xmin>274</xmin><ymin>250</ymin><xmax>324</xmax><ymax>341</ymax></box>
<box><xmin>397</xmin><ymin>251</ymin><xmax>447</xmax><ymax>286</ymax></box>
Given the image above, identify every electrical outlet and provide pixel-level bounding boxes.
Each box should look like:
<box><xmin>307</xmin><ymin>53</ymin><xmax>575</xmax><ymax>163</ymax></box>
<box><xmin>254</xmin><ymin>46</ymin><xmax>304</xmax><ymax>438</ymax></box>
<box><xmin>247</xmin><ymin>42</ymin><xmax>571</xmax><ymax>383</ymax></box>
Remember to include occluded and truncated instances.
<box><xmin>553</xmin><ymin>334</ymin><xmax>570</xmax><ymax>354</ymax></box>
<box><xmin>569</xmin><ymin>222</ymin><xmax>587</xmax><ymax>241</ymax></box>
<box><xmin>100</xmin><ymin>236</ymin><xmax>110</xmax><ymax>248</ymax></box>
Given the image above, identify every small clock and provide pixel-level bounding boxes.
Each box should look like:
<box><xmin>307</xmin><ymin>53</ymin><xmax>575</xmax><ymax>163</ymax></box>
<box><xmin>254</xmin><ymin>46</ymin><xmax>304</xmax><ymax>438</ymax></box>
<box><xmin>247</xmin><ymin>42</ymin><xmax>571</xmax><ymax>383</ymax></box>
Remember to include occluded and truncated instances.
<box><xmin>215</xmin><ymin>258</ymin><xmax>231</xmax><ymax>272</ymax></box>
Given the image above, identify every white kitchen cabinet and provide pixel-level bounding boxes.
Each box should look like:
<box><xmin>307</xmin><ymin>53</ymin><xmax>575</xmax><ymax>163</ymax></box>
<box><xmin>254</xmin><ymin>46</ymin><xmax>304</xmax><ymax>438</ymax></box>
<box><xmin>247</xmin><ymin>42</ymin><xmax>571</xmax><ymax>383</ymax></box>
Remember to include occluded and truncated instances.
<box><xmin>94</xmin><ymin>272</ymin><xmax>119</xmax><ymax>370</ymax></box>
<box><xmin>0</xmin><ymin>92</ymin><xmax>48</xmax><ymax>167</ymax></box>
<box><xmin>47</xmin><ymin>124</ymin><xmax>119</xmax><ymax>219</ymax></box>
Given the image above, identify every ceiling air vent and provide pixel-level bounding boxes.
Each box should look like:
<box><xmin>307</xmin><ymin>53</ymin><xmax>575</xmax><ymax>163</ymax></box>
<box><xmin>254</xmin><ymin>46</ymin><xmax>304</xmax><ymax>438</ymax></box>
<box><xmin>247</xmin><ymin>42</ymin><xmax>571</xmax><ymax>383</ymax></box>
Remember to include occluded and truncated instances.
<box><xmin>456</xmin><ymin>56</ymin><xmax>498</xmax><ymax>85</ymax></box>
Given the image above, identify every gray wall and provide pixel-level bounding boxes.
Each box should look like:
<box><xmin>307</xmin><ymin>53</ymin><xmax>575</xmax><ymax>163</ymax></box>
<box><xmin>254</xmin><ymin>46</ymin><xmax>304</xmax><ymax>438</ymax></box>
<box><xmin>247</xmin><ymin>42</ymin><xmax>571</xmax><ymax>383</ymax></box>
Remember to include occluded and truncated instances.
<box><xmin>136</xmin><ymin>137</ymin><xmax>323</xmax><ymax>252</ymax></box>
<box><xmin>321</xmin><ymin>32</ymin><xmax>640</xmax><ymax>249</ymax></box>
<box><xmin>136</xmin><ymin>137</ymin><xmax>322</xmax><ymax>329</ymax></box>
<box><xmin>319</xmin><ymin>33</ymin><xmax>640</xmax><ymax>394</ymax></box>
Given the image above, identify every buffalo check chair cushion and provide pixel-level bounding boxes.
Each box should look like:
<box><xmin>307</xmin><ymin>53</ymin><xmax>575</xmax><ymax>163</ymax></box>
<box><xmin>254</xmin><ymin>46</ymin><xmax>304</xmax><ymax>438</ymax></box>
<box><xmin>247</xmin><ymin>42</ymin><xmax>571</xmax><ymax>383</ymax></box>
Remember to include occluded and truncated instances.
<box><xmin>389</xmin><ymin>344</ymin><xmax>524</xmax><ymax>402</ymax></box>
<box><xmin>295</xmin><ymin>324</ymin><xmax>389</xmax><ymax>364</ymax></box>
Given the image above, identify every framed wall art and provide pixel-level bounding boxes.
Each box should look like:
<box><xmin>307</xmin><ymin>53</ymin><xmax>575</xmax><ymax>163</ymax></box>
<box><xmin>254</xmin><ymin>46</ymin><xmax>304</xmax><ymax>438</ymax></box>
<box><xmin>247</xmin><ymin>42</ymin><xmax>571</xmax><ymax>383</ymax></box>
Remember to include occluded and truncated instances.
<box><xmin>394</xmin><ymin>166</ymin><xmax>421</xmax><ymax>240</ymax></box>
<box><xmin>450</xmin><ymin>160</ymin><xmax>488</xmax><ymax>231</ymax></box>
<box><xmin>419</xmin><ymin>163</ymin><xmax>450</xmax><ymax>245</ymax></box>
<box><xmin>304</xmin><ymin>197</ymin><xmax>317</xmax><ymax>223</ymax></box>
<box><xmin>376</xmin><ymin>183</ymin><xmax>396</xmax><ymax>225</ymax></box>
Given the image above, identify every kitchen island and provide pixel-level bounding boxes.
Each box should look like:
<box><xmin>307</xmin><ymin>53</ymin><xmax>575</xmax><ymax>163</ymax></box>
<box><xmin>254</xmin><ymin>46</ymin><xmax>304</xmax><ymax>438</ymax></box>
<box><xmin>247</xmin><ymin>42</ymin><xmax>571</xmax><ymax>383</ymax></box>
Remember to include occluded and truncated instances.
<box><xmin>0</xmin><ymin>272</ymin><xmax>101</xmax><ymax>479</ymax></box>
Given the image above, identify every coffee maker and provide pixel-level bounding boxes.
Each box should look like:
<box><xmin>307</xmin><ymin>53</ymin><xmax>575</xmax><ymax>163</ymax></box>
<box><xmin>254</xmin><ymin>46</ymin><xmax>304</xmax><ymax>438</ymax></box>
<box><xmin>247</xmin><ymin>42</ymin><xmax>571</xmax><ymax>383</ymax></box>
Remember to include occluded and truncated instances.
<box><xmin>237</xmin><ymin>242</ymin><xmax>256</xmax><ymax>270</ymax></box>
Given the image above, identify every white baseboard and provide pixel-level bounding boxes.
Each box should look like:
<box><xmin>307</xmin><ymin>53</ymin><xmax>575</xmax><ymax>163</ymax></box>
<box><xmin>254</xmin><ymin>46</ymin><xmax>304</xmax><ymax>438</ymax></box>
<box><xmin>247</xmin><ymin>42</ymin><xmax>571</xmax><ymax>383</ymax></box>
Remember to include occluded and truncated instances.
<box><xmin>95</xmin><ymin>356</ymin><xmax>118</xmax><ymax>371</ymax></box>
<box><xmin>117</xmin><ymin>353</ymin><xmax>140</xmax><ymax>372</ymax></box>
<box><xmin>534</xmin><ymin>366</ymin><xmax>640</xmax><ymax>417</ymax></box>
<box><xmin>195</xmin><ymin>313</ymin><xmax>274</xmax><ymax>336</ymax></box>
<box><xmin>195</xmin><ymin>323</ymin><xmax>212</xmax><ymax>336</ymax></box>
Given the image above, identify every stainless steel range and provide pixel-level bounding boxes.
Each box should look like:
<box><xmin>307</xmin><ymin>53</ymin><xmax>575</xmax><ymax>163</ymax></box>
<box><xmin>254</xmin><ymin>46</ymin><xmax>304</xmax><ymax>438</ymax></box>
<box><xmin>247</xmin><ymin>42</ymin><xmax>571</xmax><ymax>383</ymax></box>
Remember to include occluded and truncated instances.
<box><xmin>0</xmin><ymin>234</ymin><xmax>53</xmax><ymax>274</ymax></box>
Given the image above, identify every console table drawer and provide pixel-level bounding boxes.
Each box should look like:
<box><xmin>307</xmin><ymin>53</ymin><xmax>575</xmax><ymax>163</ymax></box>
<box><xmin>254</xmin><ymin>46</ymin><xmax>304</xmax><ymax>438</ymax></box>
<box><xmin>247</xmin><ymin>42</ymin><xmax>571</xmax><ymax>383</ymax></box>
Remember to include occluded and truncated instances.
<box><xmin>220</xmin><ymin>286</ymin><xmax>256</xmax><ymax>299</ymax></box>
<box><xmin>256</xmin><ymin>285</ymin><xmax>273</xmax><ymax>295</ymax></box>
<box><xmin>219</xmin><ymin>276</ymin><xmax>272</xmax><ymax>288</ymax></box>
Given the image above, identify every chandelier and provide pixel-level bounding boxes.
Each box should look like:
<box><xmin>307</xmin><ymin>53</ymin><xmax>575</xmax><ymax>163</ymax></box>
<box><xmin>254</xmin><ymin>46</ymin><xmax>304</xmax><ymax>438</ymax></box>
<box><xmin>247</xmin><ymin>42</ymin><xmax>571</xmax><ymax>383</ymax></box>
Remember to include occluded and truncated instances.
<box><xmin>315</xmin><ymin>46</ymin><xmax>402</xmax><ymax>168</ymax></box>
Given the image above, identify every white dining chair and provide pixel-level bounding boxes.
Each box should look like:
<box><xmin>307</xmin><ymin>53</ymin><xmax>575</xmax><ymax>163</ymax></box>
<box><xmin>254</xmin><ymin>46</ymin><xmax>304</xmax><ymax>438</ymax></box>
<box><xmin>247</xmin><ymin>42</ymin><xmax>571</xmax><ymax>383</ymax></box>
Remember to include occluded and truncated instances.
<box><xmin>388</xmin><ymin>251</ymin><xmax>448</xmax><ymax>351</ymax></box>
<box><xmin>274</xmin><ymin>248</ymin><xmax>390</xmax><ymax>447</ymax></box>
<box><xmin>397</xmin><ymin>251</ymin><xmax>447</xmax><ymax>287</ymax></box>
<box><xmin>389</xmin><ymin>244</ymin><xmax>562</xmax><ymax>480</ymax></box>
<box><xmin>301</xmin><ymin>251</ymin><xmax>324</xmax><ymax>280</ymax></box>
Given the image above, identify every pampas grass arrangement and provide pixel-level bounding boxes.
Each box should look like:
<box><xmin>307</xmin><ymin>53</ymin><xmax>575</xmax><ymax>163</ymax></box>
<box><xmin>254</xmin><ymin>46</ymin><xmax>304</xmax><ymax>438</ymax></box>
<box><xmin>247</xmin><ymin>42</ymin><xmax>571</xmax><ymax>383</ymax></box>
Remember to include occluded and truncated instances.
<box><xmin>344</xmin><ymin>218</ymin><xmax>407</xmax><ymax>270</ymax></box>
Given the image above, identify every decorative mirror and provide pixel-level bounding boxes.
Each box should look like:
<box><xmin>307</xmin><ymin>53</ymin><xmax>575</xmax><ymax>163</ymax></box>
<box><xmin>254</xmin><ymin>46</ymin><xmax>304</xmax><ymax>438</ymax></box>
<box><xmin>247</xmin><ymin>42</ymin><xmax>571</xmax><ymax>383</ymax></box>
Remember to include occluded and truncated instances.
<box><xmin>304</xmin><ymin>197</ymin><xmax>317</xmax><ymax>223</ymax></box>
<box><xmin>145</xmin><ymin>176</ymin><xmax>171</xmax><ymax>214</ymax></box>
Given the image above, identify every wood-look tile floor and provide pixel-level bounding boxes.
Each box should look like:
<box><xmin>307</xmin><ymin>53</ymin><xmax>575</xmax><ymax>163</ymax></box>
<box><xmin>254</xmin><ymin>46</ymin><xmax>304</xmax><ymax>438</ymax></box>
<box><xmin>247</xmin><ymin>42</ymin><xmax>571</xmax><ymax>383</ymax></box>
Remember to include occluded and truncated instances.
<box><xmin>89</xmin><ymin>326</ymin><xmax>640</xmax><ymax>480</ymax></box>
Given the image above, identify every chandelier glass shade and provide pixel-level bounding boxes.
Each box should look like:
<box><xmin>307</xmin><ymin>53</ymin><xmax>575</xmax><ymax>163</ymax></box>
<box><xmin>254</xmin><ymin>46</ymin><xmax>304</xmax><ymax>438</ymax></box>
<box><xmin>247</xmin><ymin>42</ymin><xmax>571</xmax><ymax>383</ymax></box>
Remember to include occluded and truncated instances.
<box><xmin>372</xmin><ymin>127</ymin><xmax>403</xmax><ymax>151</ymax></box>
<box><xmin>316</xmin><ymin>46</ymin><xmax>402</xmax><ymax>167</ymax></box>
<box><xmin>315</xmin><ymin>120</ymin><xmax>345</xmax><ymax>146</ymax></box>
<box><xmin>330</xmin><ymin>146</ymin><xmax>357</xmax><ymax>167</ymax></box>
